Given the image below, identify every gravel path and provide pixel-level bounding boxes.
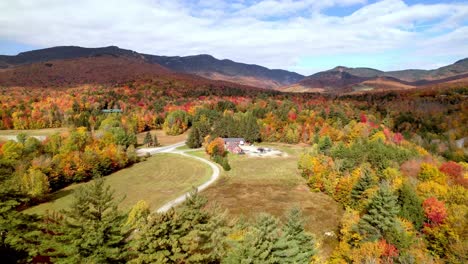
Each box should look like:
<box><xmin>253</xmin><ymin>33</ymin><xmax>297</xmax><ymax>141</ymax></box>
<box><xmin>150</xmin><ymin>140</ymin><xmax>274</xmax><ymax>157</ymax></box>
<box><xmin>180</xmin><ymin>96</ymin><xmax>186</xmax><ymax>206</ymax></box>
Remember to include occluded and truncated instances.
<box><xmin>138</xmin><ymin>142</ymin><xmax>220</xmax><ymax>213</ymax></box>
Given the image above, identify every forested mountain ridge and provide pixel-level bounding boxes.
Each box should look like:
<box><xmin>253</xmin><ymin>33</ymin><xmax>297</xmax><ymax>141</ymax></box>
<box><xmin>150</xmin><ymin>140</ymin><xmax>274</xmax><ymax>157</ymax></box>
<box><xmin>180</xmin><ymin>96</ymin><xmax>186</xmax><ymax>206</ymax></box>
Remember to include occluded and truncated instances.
<box><xmin>325</xmin><ymin>58</ymin><xmax>468</xmax><ymax>81</ymax></box>
<box><xmin>281</xmin><ymin>63</ymin><xmax>468</xmax><ymax>93</ymax></box>
<box><xmin>1</xmin><ymin>45</ymin><xmax>467</xmax><ymax>92</ymax></box>
<box><xmin>0</xmin><ymin>46</ymin><xmax>304</xmax><ymax>89</ymax></box>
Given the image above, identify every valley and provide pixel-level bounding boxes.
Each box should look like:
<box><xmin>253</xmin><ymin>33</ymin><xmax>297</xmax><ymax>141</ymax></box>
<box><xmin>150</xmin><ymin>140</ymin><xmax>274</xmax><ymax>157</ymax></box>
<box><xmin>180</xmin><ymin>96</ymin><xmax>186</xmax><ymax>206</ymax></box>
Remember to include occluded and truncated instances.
<box><xmin>0</xmin><ymin>46</ymin><xmax>466</xmax><ymax>263</ymax></box>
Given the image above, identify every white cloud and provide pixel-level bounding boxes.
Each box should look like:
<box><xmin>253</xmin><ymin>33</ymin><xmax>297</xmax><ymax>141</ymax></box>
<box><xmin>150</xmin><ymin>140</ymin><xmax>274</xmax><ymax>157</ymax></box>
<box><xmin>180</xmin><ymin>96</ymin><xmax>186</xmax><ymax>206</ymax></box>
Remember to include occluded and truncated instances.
<box><xmin>0</xmin><ymin>0</ymin><xmax>466</xmax><ymax>74</ymax></box>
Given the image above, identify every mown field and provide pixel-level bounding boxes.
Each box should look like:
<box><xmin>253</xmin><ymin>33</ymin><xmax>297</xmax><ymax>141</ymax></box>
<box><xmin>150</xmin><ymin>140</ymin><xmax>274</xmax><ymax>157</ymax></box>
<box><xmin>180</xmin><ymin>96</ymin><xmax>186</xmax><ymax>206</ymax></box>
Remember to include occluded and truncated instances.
<box><xmin>0</xmin><ymin>128</ymin><xmax>68</xmax><ymax>142</ymax></box>
<box><xmin>0</xmin><ymin>127</ymin><xmax>68</xmax><ymax>136</ymax></box>
<box><xmin>136</xmin><ymin>129</ymin><xmax>190</xmax><ymax>146</ymax></box>
<box><xmin>191</xmin><ymin>143</ymin><xmax>344</xmax><ymax>258</ymax></box>
<box><xmin>0</xmin><ymin>128</ymin><xmax>188</xmax><ymax>147</ymax></box>
<box><xmin>24</xmin><ymin>153</ymin><xmax>211</xmax><ymax>214</ymax></box>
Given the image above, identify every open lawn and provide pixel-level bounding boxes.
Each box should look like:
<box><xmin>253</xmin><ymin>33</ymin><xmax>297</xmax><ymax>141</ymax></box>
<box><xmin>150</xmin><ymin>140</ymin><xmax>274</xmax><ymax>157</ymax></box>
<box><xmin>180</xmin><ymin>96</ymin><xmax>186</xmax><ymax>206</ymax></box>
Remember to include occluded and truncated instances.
<box><xmin>196</xmin><ymin>144</ymin><xmax>344</xmax><ymax>259</ymax></box>
<box><xmin>136</xmin><ymin>129</ymin><xmax>189</xmax><ymax>147</ymax></box>
<box><xmin>0</xmin><ymin>127</ymin><xmax>68</xmax><ymax>136</ymax></box>
<box><xmin>24</xmin><ymin>153</ymin><xmax>211</xmax><ymax>215</ymax></box>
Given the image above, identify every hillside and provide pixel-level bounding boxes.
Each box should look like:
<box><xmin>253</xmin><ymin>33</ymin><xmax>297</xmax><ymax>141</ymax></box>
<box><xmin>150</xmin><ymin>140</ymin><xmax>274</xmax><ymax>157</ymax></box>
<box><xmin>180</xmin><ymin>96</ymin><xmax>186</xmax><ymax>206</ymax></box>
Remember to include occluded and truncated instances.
<box><xmin>325</xmin><ymin>59</ymin><xmax>468</xmax><ymax>81</ymax></box>
<box><xmin>0</xmin><ymin>55</ymin><xmax>170</xmax><ymax>87</ymax></box>
<box><xmin>0</xmin><ymin>55</ymin><xmax>274</xmax><ymax>99</ymax></box>
<box><xmin>0</xmin><ymin>46</ymin><xmax>304</xmax><ymax>89</ymax></box>
<box><xmin>147</xmin><ymin>54</ymin><xmax>304</xmax><ymax>89</ymax></box>
<box><xmin>386</xmin><ymin>58</ymin><xmax>468</xmax><ymax>81</ymax></box>
<box><xmin>0</xmin><ymin>46</ymin><xmax>142</xmax><ymax>67</ymax></box>
<box><xmin>282</xmin><ymin>59</ymin><xmax>468</xmax><ymax>93</ymax></box>
<box><xmin>1</xmin><ymin>45</ymin><xmax>466</xmax><ymax>93</ymax></box>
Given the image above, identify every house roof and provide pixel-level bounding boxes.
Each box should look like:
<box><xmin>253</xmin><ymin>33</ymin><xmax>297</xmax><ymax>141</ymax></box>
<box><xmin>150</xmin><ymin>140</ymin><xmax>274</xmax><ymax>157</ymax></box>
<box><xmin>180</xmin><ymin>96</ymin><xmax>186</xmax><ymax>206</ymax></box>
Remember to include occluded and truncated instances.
<box><xmin>222</xmin><ymin>138</ymin><xmax>245</xmax><ymax>142</ymax></box>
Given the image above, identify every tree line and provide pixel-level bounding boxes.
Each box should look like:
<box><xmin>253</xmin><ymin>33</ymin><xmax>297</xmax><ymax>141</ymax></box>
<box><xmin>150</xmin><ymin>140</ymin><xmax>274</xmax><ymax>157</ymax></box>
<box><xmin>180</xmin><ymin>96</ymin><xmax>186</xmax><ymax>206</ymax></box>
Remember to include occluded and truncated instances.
<box><xmin>1</xmin><ymin>178</ymin><xmax>317</xmax><ymax>263</ymax></box>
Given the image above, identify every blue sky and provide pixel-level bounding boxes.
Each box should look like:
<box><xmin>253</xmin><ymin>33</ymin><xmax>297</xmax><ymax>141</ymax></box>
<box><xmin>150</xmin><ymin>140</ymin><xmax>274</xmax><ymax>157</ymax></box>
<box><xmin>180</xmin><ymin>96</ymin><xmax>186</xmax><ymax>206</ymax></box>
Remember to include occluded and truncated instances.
<box><xmin>0</xmin><ymin>0</ymin><xmax>467</xmax><ymax>75</ymax></box>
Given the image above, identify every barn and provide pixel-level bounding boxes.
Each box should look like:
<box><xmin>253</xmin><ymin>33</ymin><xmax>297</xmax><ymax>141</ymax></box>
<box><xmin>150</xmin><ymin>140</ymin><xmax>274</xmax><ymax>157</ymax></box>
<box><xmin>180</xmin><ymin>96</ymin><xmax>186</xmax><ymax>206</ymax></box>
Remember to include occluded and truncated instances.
<box><xmin>223</xmin><ymin>138</ymin><xmax>246</xmax><ymax>154</ymax></box>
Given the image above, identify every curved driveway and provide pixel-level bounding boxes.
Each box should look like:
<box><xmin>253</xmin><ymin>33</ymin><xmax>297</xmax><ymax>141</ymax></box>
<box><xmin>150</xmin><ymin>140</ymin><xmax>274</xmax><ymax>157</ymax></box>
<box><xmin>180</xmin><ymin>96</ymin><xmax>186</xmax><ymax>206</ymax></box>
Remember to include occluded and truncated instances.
<box><xmin>137</xmin><ymin>142</ymin><xmax>220</xmax><ymax>213</ymax></box>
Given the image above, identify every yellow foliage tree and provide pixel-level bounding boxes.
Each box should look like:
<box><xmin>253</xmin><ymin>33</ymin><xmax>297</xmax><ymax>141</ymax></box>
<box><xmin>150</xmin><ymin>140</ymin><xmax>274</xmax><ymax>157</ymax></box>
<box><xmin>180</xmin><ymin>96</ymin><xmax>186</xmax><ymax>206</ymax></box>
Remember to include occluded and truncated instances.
<box><xmin>205</xmin><ymin>137</ymin><xmax>225</xmax><ymax>157</ymax></box>
<box><xmin>418</xmin><ymin>163</ymin><xmax>447</xmax><ymax>185</ymax></box>
<box><xmin>417</xmin><ymin>181</ymin><xmax>448</xmax><ymax>200</ymax></box>
<box><xmin>21</xmin><ymin>168</ymin><xmax>50</xmax><ymax>200</ymax></box>
<box><xmin>125</xmin><ymin>200</ymin><xmax>150</xmax><ymax>229</ymax></box>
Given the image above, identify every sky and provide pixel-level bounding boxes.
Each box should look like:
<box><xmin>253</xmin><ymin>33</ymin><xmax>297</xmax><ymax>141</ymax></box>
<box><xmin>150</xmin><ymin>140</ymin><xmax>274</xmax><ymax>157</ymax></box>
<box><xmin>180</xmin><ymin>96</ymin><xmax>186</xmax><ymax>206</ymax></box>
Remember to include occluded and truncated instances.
<box><xmin>0</xmin><ymin>0</ymin><xmax>467</xmax><ymax>75</ymax></box>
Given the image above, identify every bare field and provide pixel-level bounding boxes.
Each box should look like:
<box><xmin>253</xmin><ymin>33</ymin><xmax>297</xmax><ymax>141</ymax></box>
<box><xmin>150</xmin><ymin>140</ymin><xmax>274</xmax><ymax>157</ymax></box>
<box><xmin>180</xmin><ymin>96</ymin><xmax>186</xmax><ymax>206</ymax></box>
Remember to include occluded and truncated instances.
<box><xmin>194</xmin><ymin>144</ymin><xmax>344</xmax><ymax>258</ymax></box>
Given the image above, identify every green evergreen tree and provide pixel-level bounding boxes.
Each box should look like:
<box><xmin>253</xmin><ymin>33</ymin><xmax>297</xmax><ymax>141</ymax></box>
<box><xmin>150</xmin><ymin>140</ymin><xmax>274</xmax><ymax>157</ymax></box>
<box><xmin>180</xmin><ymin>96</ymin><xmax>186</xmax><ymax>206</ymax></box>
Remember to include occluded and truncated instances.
<box><xmin>357</xmin><ymin>184</ymin><xmax>400</xmax><ymax>241</ymax></box>
<box><xmin>398</xmin><ymin>182</ymin><xmax>425</xmax><ymax>229</ymax></box>
<box><xmin>318</xmin><ymin>136</ymin><xmax>332</xmax><ymax>153</ymax></box>
<box><xmin>221</xmin><ymin>156</ymin><xmax>231</xmax><ymax>171</ymax></box>
<box><xmin>153</xmin><ymin>134</ymin><xmax>159</xmax><ymax>147</ymax></box>
<box><xmin>350</xmin><ymin>165</ymin><xmax>376</xmax><ymax>206</ymax></box>
<box><xmin>240</xmin><ymin>112</ymin><xmax>261</xmax><ymax>143</ymax></box>
<box><xmin>143</xmin><ymin>131</ymin><xmax>153</xmax><ymax>147</ymax></box>
<box><xmin>224</xmin><ymin>214</ymin><xmax>280</xmax><ymax>264</ymax></box>
<box><xmin>16</xmin><ymin>132</ymin><xmax>28</xmax><ymax>145</ymax></box>
<box><xmin>272</xmin><ymin>207</ymin><xmax>317</xmax><ymax>263</ymax></box>
<box><xmin>187</xmin><ymin>123</ymin><xmax>202</xmax><ymax>148</ymax></box>
<box><xmin>0</xmin><ymin>189</ymin><xmax>41</xmax><ymax>263</ymax></box>
<box><xmin>42</xmin><ymin>177</ymin><xmax>128</xmax><ymax>263</ymax></box>
<box><xmin>131</xmin><ymin>189</ymin><xmax>228</xmax><ymax>263</ymax></box>
<box><xmin>187</xmin><ymin>119</ymin><xmax>211</xmax><ymax>149</ymax></box>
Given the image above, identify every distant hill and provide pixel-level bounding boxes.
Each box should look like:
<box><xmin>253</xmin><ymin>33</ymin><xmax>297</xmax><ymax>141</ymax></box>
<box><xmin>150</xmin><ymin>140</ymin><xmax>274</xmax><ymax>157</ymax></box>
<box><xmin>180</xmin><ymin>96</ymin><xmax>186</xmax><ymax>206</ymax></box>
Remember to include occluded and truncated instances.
<box><xmin>324</xmin><ymin>59</ymin><xmax>468</xmax><ymax>81</ymax></box>
<box><xmin>385</xmin><ymin>58</ymin><xmax>468</xmax><ymax>81</ymax></box>
<box><xmin>281</xmin><ymin>58</ymin><xmax>468</xmax><ymax>93</ymax></box>
<box><xmin>0</xmin><ymin>46</ymin><xmax>304</xmax><ymax>89</ymax></box>
<box><xmin>0</xmin><ymin>46</ymin><xmax>142</xmax><ymax>66</ymax></box>
<box><xmin>1</xmin><ymin>45</ymin><xmax>466</xmax><ymax>93</ymax></box>
<box><xmin>147</xmin><ymin>54</ymin><xmax>304</xmax><ymax>89</ymax></box>
<box><xmin>0</xmin><ymin>55</ymin><xmax>169</xmax><ymax>87</ymax></box>
<box><xmin>281</xmin><ymin>71</ymin><xmax>368</xmax><ymax>93</ymax></box>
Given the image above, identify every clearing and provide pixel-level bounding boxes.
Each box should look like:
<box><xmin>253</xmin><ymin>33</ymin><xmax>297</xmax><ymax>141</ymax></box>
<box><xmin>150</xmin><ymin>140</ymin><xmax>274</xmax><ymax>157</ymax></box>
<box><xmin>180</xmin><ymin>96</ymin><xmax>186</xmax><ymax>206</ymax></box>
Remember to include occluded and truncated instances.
<box><xmin>24</xmin><ymin>153</ymin><xmax>211</xmax><ymax>214</ymax></box>
<box><xmin>194</xmin><ymin>143</ymin><xmax>344</xmax><ymax>259</ymax></box>
<box><xmin>0</xmin><ymin>128</ymin><xmax>68</xmax><ymax>142</ymax></box>
<box><xmin>136</xmin><ymin>129</ymin><xmax>190</xmax><ymax>147</ymax></box>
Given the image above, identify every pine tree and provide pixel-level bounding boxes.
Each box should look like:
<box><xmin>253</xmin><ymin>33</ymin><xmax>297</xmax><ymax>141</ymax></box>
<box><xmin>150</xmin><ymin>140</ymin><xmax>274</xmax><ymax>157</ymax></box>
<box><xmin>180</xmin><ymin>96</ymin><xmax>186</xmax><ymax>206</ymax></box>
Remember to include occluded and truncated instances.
<box><xmin>351</xmin><ymin>165</ymin><xmax>376</xmax><ymax>206</ymax></box>
<box><xmin>398</xmin><ymin>182</ymin><xmax>424</xmax><ymax>229</ymax></box>
<box><xmin>143</xmin><ymin>131</ymin><xmax>153</xmax><ymax>147</ymax></box>
<box><xmin>153</xmin><ymin>134</ymin><xmax>159</xmax><ymax>147</ymax></box>
<box><xmin>358</xmin><ymin>185</ymin><xmax>400</xmax><ymax>241</ymax></box>
<box><xmin>224</xmin><ymin>213</ymin><xmax>280</xmax><ymax>264</ymax></box>
<box><xmin>272</xmin><ymin>207</ymin><xmax>317</xmax><ymax>263</ymax></box>
<box><xmin>131</xmin><ymin>189</ymin><xmax>228</xmax><ymax>263</ymax></box>
<box><xmin>318</xmin><ymin>136</ymin><xmax>332</xmax><ymax>153</ymax></box>
<box><xmin>42</xmin><ymin>177</ymin><xmax>128</xmax><ymax>263</ymax></box>
<box><xmin>0</xmin><ymin>189</ymin><xmax>42</xmax><ymax>263</ymax></box>
<box><xmin>187</xmin><ymin>123</ymin><xmax>202</xmax><ymax>148</ymax></box>
<box><xmin>241</xmin><ymin>112</ymin><xmax>260</xmax><ymax>143</ymax></box>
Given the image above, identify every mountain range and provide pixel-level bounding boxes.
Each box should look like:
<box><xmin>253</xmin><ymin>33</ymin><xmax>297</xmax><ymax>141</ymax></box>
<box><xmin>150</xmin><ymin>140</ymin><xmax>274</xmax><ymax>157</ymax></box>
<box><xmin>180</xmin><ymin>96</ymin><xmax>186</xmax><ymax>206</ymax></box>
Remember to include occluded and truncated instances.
<box><xmin>0</xmin><ymin>46</ymin><xmax>467</xmax><ymax>93</ymax></box>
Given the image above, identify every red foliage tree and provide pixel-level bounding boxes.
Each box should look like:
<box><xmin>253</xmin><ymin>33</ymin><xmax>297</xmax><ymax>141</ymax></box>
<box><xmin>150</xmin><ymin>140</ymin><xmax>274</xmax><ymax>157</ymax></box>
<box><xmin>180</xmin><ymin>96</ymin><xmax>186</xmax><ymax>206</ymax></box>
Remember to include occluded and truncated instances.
<box><xmin>439</xmin><ymin>161</ymin><xmax>463</xmax><ymax>178</ymax></box>
<box><xmin>439</xmin><ymin>161</ymin><xmax>467</xmax><ymax>187</ymax></box>
<box><xmin>360</xmin><ymin>113</ymin><xmax>367</xmax><ymax>123</ymax></box>
<box><xmin>393</xmin><ymin>133</ymin><xmax>403</xmax><ymax>145</ymax></box>
<box><xmin>422</xmin><ymin>197</ymin><xmax>447</xmax><ymax>226</ymax></box>
<box><xmin>379</xmin><ymin>239</ymin><xmax>399</xmax><ymax>263</ymax></box>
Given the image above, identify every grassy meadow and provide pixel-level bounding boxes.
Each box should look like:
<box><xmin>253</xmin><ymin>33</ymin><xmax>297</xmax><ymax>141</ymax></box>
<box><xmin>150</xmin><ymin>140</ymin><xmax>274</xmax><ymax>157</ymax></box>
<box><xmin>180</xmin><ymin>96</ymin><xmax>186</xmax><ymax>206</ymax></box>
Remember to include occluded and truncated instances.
<box><xmin>24</xmin><ymin>153</ymin><xmax>211</xmax><ymax>214</ymax></box>
<box><xmin>136</xmin><ymin>129</ymin><xmax>189</xmax><ymax>146</ymax></box>
<box><xmin>191</xmin><ymin>144</ymin><xmax>344</xmax><ymax>258</ymax></box>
